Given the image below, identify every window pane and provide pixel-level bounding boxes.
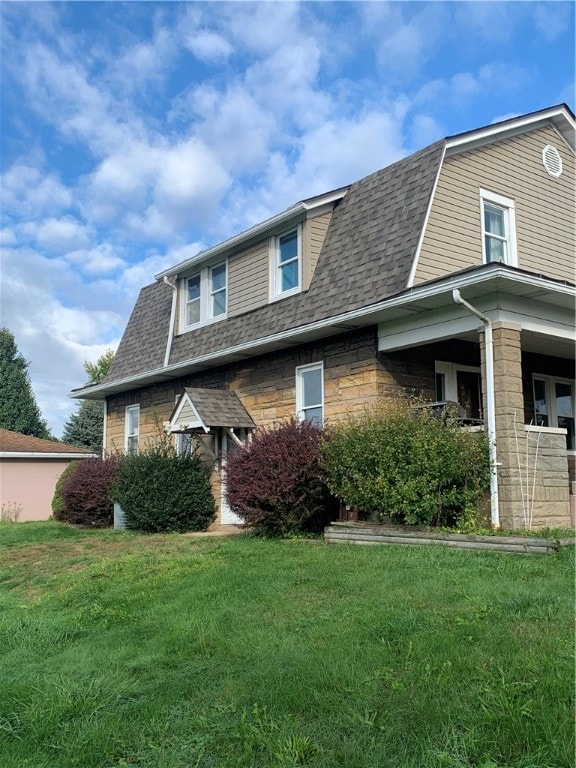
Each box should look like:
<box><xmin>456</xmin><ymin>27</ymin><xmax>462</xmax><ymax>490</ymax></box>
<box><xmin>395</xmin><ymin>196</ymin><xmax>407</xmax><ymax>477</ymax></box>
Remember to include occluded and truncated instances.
<box><xmin>435</xmin><ymin>373</ymin><xmax>445</xmax><ymax>401</ymax></box>
<box><xmin>456</xmin><ymin>371</ymin><xmax>482</xmax><ymax>420</ymax></box>
<box><xmin>212</xmin><ymin>289</ymin><xmax>226</xmax><ymax>316</ymax></box>
<box><xmin>281</xmin><ymin>260</ymin><xmax>298</xmax><ymax>292</ymax></box>
<box><xmin>484</xmin><ymin>204</ymin><xmax>505</xmax><ymax>237</ymax></box>
<box><xmin>485</xmin><ymin>235</ymin><xmax>505</xmax><ymax>263</ymax></box>
<box><xmin>555</xmin><ymin>382</ymin><xmax>573</xmax><ymax>418</ymax></box>
<box><xmin>127</xmin><ymin>407</ymin><xmax>139</xmax><ymax>434</ymax></box>
<box><xmin>533</xmin><ymin>379</ymin><xmax>549</xmax><ymax>427</ymax></box>
<box><xmin>187</xmin><ymin>275</ymin><xmax>200</xmax><ymax>300</ymax></box>
<box><xmin>303</xmin><ymin>406</ymin><xmax>323</xmax><ymax>426</ymax></box>
<box><xmin>279</xmin><ymin>231</ymin><xmax>298</xmax><ymax>264</ymax></box>
<box><xmin>556</xmin><ymin>382</ymin><xmax>574</xmax><ymax>450</ymax></box>
<box><xmin>211</xmin><ymin>264</ymin><xmax>226</xmax><ymax>292</ymax></box>
<box><xmin>187</xmin><ymin>298</ymin><xmax>200</xmax><ymax>325</ymax></box>
<box><xmin>303</xmin><ymin>368</ymin><xmax>322</xmax><ymax>407</ymax></box>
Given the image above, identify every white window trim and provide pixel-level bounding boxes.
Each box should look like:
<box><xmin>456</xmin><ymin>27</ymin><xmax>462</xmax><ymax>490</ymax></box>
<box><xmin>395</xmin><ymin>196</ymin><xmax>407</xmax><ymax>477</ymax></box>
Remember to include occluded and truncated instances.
<box><xmin>435</xmin><ymin>361</ymin><xmax>481</xmax><ymax>404</ymax></box>
<box><xmin>125</xmin><ymin>404</ymin><xmax>140</xmax><ymax>454</ymax></box>
<box><xmin>181</xmin><ymin>260</ymin><xmax>228</xmax><ymax>332</ymax></box>
<box><xmin>480</xmin><ymin>189</ymin><xmax>517</xmax><ymax>267</ymax></box>
<box><xmin>532</xmin><ymin>374</ymin><xmax>575</xmax><ymax>449</ymax></box>
<box><xmin>296</xmin><ymin>361</ymin><xmax>324</xmax><ymax>425</ymax></box>
<box><xmin>269</xmin><ymin>225</ymin><xmax>302</xmax><ymax>302</ymax></box>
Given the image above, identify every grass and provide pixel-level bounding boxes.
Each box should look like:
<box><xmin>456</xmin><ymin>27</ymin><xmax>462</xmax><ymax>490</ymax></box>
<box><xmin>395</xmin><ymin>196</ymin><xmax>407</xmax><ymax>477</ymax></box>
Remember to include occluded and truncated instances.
<box><xmin>0</xmin><ymin>521</ymin><xmax>573</xmax><ymax>768</ymax></box>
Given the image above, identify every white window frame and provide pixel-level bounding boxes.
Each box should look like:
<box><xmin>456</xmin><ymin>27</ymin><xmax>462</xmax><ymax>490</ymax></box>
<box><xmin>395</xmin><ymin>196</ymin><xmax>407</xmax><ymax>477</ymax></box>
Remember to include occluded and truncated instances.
<box><xmin>435</xmin><ymin>361</ymin><xmax>483</xmax><ymax>419</ymax></box>
<box><xmin>125</xmin><ymin>404</ymin><xmax>140</xmax><ymax>454</ymax></box>
<box><xmin>270</xmin><ymin>225</ymin><xmax>302</xmax><ymax>301</ymax></box>
<box><xmin>296</xmin><ymin>361</ymin><xmax>324</xmax><ymax>425</ymax></box>
<box><xmin>181</xmin><ymin>260</ymin><xmax>228</xmax><ymax>331</ymax></box>
<box><xmin>480</xmin><ymin>189</ymin><xmax>517</xmax><ymax>267</ymax></box>
<box><xmin>532</xmin><ymin>374</ymin><xmax>575</xmax><ymax>451</ymax></box>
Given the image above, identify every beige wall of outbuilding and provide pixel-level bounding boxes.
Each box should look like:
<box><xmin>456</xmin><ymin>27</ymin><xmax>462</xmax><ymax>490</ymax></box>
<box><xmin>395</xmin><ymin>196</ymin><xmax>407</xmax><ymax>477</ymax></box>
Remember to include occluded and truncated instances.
<box><xmin>0</xmin><ymin>458</ymin><xmax>79</xmax><ymax>522</ymax></box>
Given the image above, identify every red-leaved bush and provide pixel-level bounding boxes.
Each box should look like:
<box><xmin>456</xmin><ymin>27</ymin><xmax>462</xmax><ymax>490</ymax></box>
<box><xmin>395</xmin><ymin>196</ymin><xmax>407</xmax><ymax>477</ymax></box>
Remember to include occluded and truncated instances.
<box><xmin>55</xmin><ymin>456</ymin><xmax>121</xmax><ymax>527</ymax></box>
<box><xmin>225</xmin><ymin>418</ymin><xmax>335</xmax><ymax>536</ymax></box>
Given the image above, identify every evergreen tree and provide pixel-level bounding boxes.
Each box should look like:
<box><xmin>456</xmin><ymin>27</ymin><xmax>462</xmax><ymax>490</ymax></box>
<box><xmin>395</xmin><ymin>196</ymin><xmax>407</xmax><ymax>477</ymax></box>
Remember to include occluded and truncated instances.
<box><xmin>0</xmin><ymin>328</ymin><xmax>52</xmax><ymax>439</ymax></box>
<box><xmin>62</xmin><ymin>350</ymin><xmax>114</xmax><ymax>453</ymax></box>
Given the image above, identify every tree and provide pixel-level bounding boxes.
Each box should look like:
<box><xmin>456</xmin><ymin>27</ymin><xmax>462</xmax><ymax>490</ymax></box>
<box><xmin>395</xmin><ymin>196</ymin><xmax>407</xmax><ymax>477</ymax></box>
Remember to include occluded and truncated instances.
<box><xmin>61</xmin><ymin>349</ymin><xmax>114</xmax><ymax>453</ymax></box>
<box><xmin>0</xmin><ymin>328</ymin><xmax>52</xmax><ymax>439</ymax></box>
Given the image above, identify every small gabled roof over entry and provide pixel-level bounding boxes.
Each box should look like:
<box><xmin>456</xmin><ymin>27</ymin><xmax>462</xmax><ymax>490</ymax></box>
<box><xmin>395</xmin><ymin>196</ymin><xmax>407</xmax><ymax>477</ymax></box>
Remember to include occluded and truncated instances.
<box><xmin>168</xmin><ymin>388</ymin><xmax>255</xmax><ymax>434</ymax></box>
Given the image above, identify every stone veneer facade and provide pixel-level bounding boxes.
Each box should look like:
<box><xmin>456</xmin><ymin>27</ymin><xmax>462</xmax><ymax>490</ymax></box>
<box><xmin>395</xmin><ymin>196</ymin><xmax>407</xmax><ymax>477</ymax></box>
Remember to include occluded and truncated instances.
<box><xmin>106</xmin><ymin>328</ymin><xmax>400</xmax><ymax>455</ymax></box>
<box><xmin>105</xmin><ymin>325</ymin><xmax>572</xmax><ymax>530</ymax></box>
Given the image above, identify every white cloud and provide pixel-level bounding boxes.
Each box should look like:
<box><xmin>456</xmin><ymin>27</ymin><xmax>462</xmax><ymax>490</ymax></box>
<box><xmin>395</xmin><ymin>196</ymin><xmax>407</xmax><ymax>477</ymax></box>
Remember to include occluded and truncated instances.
<box><xmin>185</xmin><ymin>29</ymin><xmax>232</xmax><ymax>62</ymax></box>
<box><xmin>1</xmin><ymin>163</ymin><xmax>72</xmax><ymax>218</ymax></box>
<box><xmin>31</xmin><ymin>216</ymin><xmax>92</xmax><ymax>254</ymax></box>
<box><xmin>66</xmin><ymin>243</ymin><xmax>126</xmax><ymax>276</ymax></box>
<box><xmin>534</xmin><ymin>3</ymin><xmax>572</xmax><ymax>42</ymax></box>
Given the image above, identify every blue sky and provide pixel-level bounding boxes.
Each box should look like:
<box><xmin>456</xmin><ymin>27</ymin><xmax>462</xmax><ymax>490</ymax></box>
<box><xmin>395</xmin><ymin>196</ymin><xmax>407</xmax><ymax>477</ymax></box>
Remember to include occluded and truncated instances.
<box><xmin>1</xmin><ymin>1</ymin><xmax>574</xmax><ymax>438</ymax></box>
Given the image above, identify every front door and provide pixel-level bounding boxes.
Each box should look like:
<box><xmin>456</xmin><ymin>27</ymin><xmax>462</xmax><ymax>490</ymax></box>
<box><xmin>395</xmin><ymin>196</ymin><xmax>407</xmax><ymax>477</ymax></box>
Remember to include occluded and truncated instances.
<box><xmin>218</xmin><ymin>429</ymin><xmax>244</xmax><ymax>525</ymax></box>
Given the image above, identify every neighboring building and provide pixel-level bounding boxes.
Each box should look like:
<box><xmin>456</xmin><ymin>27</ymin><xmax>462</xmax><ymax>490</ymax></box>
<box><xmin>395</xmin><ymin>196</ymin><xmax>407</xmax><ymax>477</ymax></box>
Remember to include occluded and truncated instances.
<box><xmin>72</xmin><ymin>105</ymin><xmax>576</xmax><ymax>530</ymax></box>
<box><xmin>0</xmin><ymin>429</ymin><xmax>97</xmax><ymax>522</ymax></box>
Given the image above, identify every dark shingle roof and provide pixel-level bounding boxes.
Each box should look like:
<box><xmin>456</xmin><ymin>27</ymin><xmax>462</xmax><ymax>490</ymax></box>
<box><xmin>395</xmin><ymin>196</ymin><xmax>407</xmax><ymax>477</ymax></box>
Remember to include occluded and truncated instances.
<box><xmin>171</xmin><ymin>388</ymin><xmax>255</xmax><ymax>429</ymax></box>
<box><xmin>103</xmin><ymin>139</ymin><xmax>444</xmax><ymax>384</ymax></box>
<box><xmin>104</xmin><ymin>280</ymin><xmax>173</xmax><ymax>382</ymax></box>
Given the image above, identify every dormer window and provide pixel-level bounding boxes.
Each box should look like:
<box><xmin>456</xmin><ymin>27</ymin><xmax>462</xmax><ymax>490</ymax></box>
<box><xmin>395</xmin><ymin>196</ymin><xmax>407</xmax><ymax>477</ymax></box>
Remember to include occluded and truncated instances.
<box><xmin>270</xmin><ymin>226</ymin><xmax>302</xmax><ymax>300</ymax></box>
<box><xmin>182</xmin><ymin>261</ymin><xmax>227</xmax><ymax>331</ymax></box>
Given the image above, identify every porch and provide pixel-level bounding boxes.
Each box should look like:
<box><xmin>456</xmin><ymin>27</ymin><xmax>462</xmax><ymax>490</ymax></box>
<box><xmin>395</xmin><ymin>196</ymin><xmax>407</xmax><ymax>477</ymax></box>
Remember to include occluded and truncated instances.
<box><xmin>376</xmin><ymin>271</ymin><xmax>575</xmax><ymax>530</ymax></box>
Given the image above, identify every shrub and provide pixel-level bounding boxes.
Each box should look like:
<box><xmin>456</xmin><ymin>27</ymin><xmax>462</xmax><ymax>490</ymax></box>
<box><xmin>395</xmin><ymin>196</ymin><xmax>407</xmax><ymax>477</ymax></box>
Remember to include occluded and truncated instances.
<box><xmin>51</xmin><ymin>460</ymin><xmax>80</xmax><ymax>518</ymax></box>
<box><xmin>114</xmin><ymin>445</ymin><xmax>216</xmax><ymax>533</ymax></box>
<box><xmin>225</xmin><ymin>418</ymin><xmax>334</xmax><ymax>536</ymax></box>
<box><xmin>55</xmin><ymin>456</ymin><xmax>121</xmax><ymax>527</ymax></box>
<box><xmin>321</xmin><ymin>402</ymin><xmax>490</xmax><ymax>528</ymax></box>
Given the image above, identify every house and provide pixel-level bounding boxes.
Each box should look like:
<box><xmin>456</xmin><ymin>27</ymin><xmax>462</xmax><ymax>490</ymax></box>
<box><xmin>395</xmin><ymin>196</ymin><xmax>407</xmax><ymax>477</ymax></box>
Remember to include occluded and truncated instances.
<box><xmin>0</xmin><ymin>429</ymin><xmax>97</xmax><ymax>522</ymax></box>
<box><xmin>72</xmin><ymin>104</ymin><xmax>576</xmax><ymax>531</ymax></box>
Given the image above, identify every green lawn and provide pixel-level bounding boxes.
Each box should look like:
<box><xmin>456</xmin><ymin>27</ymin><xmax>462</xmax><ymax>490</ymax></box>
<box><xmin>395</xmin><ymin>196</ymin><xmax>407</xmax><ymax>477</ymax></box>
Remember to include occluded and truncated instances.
<box><xmin>0</xmin><ymin>522</ymin><xmax>573</xmax><ymax>768</ymax></box>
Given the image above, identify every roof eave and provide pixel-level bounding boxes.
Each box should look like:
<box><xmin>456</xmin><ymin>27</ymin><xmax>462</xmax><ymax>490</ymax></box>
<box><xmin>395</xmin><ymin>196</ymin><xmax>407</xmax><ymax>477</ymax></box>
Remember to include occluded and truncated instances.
<box><xmin>72</xmin><ymin>265</ymin><xmax>575</xmax><ymax>400</ymax></box>
<box><xmin>445</xmin><ymin>104</ymin><xmax>575</xmax><ymax>156</ymax></box>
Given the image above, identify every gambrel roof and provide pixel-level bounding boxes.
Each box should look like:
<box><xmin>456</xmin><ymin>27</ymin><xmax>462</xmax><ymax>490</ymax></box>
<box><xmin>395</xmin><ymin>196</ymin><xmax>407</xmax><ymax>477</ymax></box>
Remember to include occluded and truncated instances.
<box><xmin>72</xmin><ymin>104</ymin><xmax>575</xmax><ymax>399</ymax></box>
<box><xmin>91</xmin><ymin>139</ymin><xmax>443</xmax><ymax>386</ymax></box>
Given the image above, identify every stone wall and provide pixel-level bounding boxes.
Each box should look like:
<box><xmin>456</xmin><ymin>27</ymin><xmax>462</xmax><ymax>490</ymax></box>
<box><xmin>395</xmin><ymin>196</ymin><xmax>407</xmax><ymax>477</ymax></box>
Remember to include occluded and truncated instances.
<box><xmin>507</xmin><ymin>426</ymin><xmax>571</xmax><ymax>529</ymax></box>
<box><xmin>105</xmin><ymin>328</ymin><xmax>393</xmax><ymax>453</ymax></box>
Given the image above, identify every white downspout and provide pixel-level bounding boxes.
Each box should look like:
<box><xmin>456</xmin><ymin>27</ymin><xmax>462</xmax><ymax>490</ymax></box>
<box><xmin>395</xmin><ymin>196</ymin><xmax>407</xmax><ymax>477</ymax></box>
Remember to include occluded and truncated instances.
<box><xmin>452</xmin><ymin>289</ymin><xmax>500</xmax><ymax>529</ymax></box>
<box><xmin>102</xmin><ymin>398</ymin><xmax>107</xmax><ymax>458</ymax></box>
<box><xmin>163</xmin><ymin>276</ymin><xmax>178</xmax><ymax>368</ymax></box>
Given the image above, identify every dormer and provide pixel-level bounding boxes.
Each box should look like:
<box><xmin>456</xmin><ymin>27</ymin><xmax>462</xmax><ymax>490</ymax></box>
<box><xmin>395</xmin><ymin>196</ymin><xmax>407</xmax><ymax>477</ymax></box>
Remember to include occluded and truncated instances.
<box><xmin>156</xmin><ymin>187</ymin><xmax>348</xmax><ymax>335</ymax></box>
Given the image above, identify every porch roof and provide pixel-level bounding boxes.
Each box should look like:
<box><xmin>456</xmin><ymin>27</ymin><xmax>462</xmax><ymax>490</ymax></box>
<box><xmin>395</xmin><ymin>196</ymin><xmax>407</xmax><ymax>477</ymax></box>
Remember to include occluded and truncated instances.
<box><xmin>167</xmin><ymin>388</ymin><xmax>255</xmax><ymax>434</ymax></box>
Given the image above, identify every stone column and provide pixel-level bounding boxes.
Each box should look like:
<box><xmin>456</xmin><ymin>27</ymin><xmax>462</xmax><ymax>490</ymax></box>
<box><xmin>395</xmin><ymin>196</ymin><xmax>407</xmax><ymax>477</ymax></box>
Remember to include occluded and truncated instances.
<box><xmin>480</xmin><ymin>322</ymin><xmax>525</xmax><ymax>529</ymax></box>
<box><xmin>480</xmin><ymin>322</ymin><xmax>570</xmax><ymax>529</ymax></box>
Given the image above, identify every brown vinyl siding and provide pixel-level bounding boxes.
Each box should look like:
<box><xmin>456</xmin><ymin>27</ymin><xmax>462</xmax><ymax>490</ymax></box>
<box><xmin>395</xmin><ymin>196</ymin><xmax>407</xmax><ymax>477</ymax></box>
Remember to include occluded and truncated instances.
<box><xmin>415</xmin><ymin>124</ymin><xmax>575</xmax><ymax>284</ymax></box>
<box><xmin>228</xmin><ymin>240</ymin><xmax>269</xmax><ymax>317</ymax></box>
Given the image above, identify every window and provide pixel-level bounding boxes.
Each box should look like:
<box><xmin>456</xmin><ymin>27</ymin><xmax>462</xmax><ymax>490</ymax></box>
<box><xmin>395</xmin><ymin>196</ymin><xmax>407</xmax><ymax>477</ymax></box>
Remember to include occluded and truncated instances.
<box><xmin>271</xmin><ymin>227</ymin><xmax>301</xmax><ymax>299</ymax></box>
<box><xmin>125</xmin><ymin>405</ymin><xmax>140</xmax><ymax>454</ymax></box>
<box><xmin>533</xmin><ymin>376</ymin><xmax>575</xmax><ymax>450</ymax></box>
<box><xmin>296</xmin><ymin>362</ymin><xmax>324</xmax><ymax>425</ymax></box>
<box><xmin>480</xmin><ymin>190</ymin><xmax>517</xmax><ymax>266</ymax></box>
<box><xmin>435</xmin><ymin>361</ymin><xmax>482</xmax><ymax>421</ymax></box>
<box><xmin>175</xmin><ymin>432</ymin><xmax>193</xmax><ymax>456</ymax></box>
<box><xmin>182</xmin><ymin>261</ymin><xmax>227</xmax><ymax>330</ymax></box>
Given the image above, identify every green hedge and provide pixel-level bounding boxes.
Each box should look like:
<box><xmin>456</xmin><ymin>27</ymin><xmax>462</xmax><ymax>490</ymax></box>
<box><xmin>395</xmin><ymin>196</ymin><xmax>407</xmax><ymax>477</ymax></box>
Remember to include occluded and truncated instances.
<box><xmin>114</xmin><ymin>446</ymin><xmax>216</xmax><ymax>533</ymax></box>
<box><xmin>322</xmin><ymin>402</ymin><xmax>490</xmax><ymax>527</ymax></box>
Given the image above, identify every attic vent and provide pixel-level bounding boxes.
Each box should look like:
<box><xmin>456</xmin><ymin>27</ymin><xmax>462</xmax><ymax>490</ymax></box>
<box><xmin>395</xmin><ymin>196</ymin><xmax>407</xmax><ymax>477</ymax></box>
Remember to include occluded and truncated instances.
<box><xmin>542</xmin><ymin>144</ymin><xmax>562</xmax><ymax>178</ymax></box>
